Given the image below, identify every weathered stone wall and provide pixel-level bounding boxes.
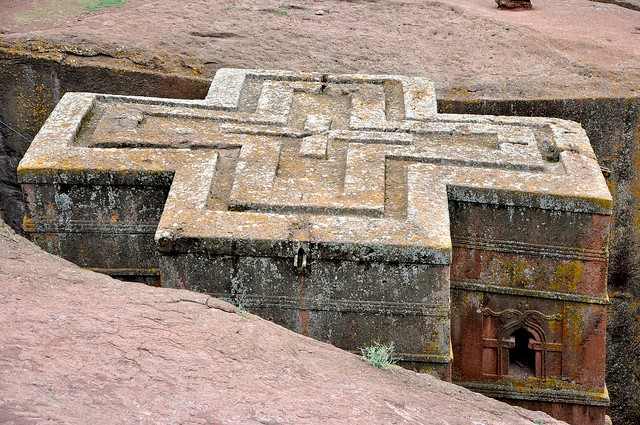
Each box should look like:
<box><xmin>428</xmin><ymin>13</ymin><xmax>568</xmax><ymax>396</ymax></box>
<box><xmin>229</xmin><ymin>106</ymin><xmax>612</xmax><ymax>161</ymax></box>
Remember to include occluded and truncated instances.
<box><xmin>0</xmin><ymin>51</ymin><xmax>209</xmax><ymax>234</ymax></box>
<box><xmin>440</xmin><ymin>98</ymin><xmax>640</xmax><ymax>425</ymax></box>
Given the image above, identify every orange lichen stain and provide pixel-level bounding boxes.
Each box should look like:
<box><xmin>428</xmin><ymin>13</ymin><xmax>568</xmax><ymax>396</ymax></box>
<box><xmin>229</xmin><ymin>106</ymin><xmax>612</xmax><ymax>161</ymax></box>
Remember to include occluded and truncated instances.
<box><xmin>631</xmin><ymin>118</ymin><xmax>640</xmax><ymax>245</ymax></box>
<box><xmin>2</xmin><ymin>39</ymin><xmax>173</xmax><ymax>77</ymax></box>
<box><xmin>551</xmin><ymin>262</ymin><xmax>583</xmax><ymax>292</ymax></box>
<box><xmin>411</xmin><ymin>89</ymin><xmax>431</xmax><ymax>101</ymax></box>
<box><xmin>422</xmin><ymin>327</ymin><xmax>442</xmax><ymax>355</ymax></box>
<box><xmin>491</xmin><ymin>257</ymin><xmax>529</xmax><ymax>288</ymax></box>
<box><xmin>566</xmin><ymin>310</ymin><xmax>585</xmax><ymax>348</ymax></box>
<box><xmin>448</xmin><ymin>88</ymin><xmax>469</xmax><ymax>99</ymax></box>
<box><xmin>17</xmin><ymin>84</ymin><xmax>53</xmax><ymax>133</ymax></box>
<box><xmin>111</xmin><ymin>212</ymin><xmax>119</xmax><ymax>223</ymax></box>
<box><xmin>490</xmin><ymin>257</ymin><xmax>585</xmax><ymax>292</ymax></box>
<box><xmin>418</xmin><ymin>366</ymin><xmax>447</xmax><ymax>379</ymax></box>
<box><xmin>21</xmin><ymin>217</ymin><xmax>36</xmax><ymax>232</ymax></box>
<box><xmin>523</xmin><ymin>376</ymin><xmax>583</xmax><ymax>391</ymax></box>
<box><xmin>547</xmin><ymin>319</ymin><xmax>564</xmax><ymax>345</ymax></box>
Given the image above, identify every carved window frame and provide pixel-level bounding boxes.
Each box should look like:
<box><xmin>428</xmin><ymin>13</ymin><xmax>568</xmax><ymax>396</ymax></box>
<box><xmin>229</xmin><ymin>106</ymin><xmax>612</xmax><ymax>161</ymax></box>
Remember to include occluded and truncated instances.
<box><xmin>480</xmin><ymin>305</ymin><xmax>562</xmax><ymax>379</ymax></box>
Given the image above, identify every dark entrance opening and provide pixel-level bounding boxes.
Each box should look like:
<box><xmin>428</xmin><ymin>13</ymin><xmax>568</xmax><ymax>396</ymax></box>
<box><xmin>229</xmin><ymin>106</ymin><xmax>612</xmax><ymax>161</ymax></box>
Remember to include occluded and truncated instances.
<box><xmin>509</xmin><ymin>328</ymin><xmax>536</xmax><ymax>378</ymax></box>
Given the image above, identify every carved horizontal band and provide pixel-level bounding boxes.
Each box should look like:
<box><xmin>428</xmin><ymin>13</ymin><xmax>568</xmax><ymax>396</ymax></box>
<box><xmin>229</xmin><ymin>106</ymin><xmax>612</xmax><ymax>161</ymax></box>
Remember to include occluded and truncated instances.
<box><xmin>23</xmin><ymin>219</ymin><xmax>158</xmax><ymax>235</ymax></box>
<box><xmin>451</xmin><ymin>280</ymin><xmax>610</xmax><ymax>304</ymax></box>
<box><xmin>390</xmin><ymin>353</ymin><xmax>452</xmax><ymax>364</ymax></box>
<box><xmin>453</xmin><ymin>236</ymin><xmax>607</xmax><ymax>262</ymax></box>
<box><xmin>458</xmin><ymin>382</ymin><xmax>610</xmax><ymax>406</ymax></box>
<box><xmin>344</xmin><ymin>350</ymin><xmax>451</xmax><ymax>365</ymax></box>
<box><xmin>89</xmin><ymin>267</ymin><xmax>159</xmax><ymax>276</ymax></box>
<box><xmin>217</xmin><ymin>294</ymin><xmax>450</xmax><ymax>316</ymax></box>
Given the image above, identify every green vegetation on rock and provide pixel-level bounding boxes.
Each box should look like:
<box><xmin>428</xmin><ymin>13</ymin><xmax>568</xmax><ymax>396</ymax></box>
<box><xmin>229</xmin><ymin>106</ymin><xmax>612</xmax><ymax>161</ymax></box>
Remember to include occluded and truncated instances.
<box><xmin>360</xmin><ymin>340</ymin><xmax>398</xmax><ymax>370</ymax></box>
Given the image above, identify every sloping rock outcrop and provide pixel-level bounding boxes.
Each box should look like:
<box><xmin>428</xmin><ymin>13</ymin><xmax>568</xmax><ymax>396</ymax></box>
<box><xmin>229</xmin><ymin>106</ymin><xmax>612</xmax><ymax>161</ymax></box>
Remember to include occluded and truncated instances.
<box><xmin>0</xmin><ymin>220</ymin><xmax>565</xmax><ymax>424</ymax></box>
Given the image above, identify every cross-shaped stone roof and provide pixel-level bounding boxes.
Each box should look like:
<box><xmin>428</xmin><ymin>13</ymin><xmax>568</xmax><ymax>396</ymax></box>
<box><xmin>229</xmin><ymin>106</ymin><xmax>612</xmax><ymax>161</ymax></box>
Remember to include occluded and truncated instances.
<box><xmin>19</xmin><ymin>68</ymin><xmax>611</xmax><ymax>265</ymax></box>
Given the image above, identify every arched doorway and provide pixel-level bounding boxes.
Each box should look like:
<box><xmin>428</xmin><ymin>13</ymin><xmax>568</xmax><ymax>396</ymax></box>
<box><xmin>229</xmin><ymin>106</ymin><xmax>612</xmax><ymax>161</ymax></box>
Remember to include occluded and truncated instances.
<box><xmin>480</xmin><ymin>305</ymin><xmax>562</xmax><ymax>379</ymax></box>
<box><xmin>508</xmin><ymin>327</ymin><xmax>537</xmax><ymax>378</ymax></box>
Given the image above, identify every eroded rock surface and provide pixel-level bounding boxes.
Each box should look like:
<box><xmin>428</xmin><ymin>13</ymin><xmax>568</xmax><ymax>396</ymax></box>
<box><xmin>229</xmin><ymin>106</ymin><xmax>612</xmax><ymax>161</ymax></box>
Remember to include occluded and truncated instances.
<box><xmin>0</xmin><ymin>219</ymin><xmax>567</xmax><ymax>425</ymax></box>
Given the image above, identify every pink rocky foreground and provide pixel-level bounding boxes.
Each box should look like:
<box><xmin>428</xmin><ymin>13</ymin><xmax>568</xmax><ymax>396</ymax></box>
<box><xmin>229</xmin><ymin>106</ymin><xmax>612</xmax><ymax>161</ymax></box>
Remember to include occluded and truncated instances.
<box><xmin>0</xmin><ymin>220</ymin><xmax>566</xmax><ymax>425</ymax></box>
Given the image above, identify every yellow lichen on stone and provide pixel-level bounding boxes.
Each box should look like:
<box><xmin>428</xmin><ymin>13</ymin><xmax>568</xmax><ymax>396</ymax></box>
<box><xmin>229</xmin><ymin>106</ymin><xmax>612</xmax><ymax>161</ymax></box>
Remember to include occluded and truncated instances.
<box><xmin>17</xmin><ymin>84</ymin><xmax>53</xmax><ymax>134</ymax></box>
<box><xmin>491</xmin><ymin>257</ymin><xmax>529</xmax><ymax>288</ymax></box>
<box><xmin>551</xmin><ymin>262</ymin><xmax>583</xmax><ymax>292</ymax></box>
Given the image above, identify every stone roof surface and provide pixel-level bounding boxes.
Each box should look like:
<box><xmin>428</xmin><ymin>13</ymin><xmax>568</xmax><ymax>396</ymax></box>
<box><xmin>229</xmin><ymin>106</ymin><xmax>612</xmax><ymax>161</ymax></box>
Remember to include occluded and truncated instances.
<box><xmin>18</xmin><ymin>69</ymin><xmax>612</xmax><ymax>265</ymax></box>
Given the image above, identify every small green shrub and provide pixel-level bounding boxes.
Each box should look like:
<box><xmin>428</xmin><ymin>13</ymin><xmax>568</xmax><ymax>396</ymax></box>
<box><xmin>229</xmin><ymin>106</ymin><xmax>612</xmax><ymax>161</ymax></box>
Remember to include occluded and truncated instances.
<box><xmin>533</xmin><ymin>420</ymin><xmax>545</xmax><ymax>425</ymax></box>
<box><xmin>235</xmin><ymin>302</ymin><xmax>251</xmax><ymax>318</ymax></box>
<box><xmin>360</xmin><ymin>340</ymin><xmax>398</xmax><ymax>370</ymax></box>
